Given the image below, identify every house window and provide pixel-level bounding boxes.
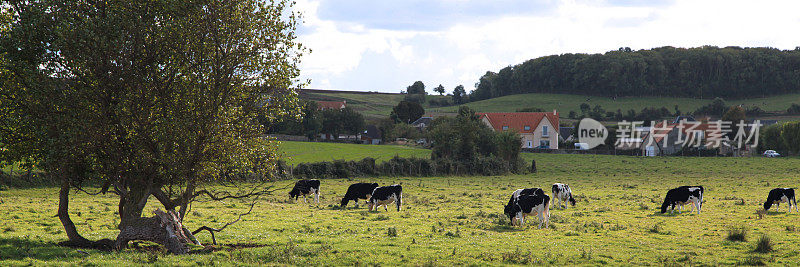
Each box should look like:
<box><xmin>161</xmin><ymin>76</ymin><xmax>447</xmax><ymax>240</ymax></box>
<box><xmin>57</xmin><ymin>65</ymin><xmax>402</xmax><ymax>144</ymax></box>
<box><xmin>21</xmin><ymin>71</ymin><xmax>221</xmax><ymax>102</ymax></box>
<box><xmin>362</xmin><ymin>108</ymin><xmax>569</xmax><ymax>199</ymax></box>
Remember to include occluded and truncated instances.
<box><xmin>542</xmin><ymin>125</ymin><xmax>549</xmax><ymax>137</ymax></box>
<box><xmin>527</xmin><ymin>141</ymin><xmax>533</xmax><ymax>148</ymax></box>
<box><xmin>539</xmin><ymin>140</ymin><xmax>550</xmax><ymax>148</ymax></box>
<box><xmin>502</xmin><ymin>126</ymin><xmax>509</xmax><ymax>131</ymax></box>
<box><xmin>524</xmin><ymin>125</ymin><xmax>531</xmax><ymax>131</ymax></box>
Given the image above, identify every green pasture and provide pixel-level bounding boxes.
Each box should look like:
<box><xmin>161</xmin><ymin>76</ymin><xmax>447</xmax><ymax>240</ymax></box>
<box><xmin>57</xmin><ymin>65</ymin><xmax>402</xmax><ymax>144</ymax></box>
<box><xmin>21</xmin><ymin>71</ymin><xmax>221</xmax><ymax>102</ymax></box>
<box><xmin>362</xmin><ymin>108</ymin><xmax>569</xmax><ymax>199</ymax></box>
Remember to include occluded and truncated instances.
<box><xmin>279</xmin><ymin>141</ymin><xmax>429</xmax><ymax>165</ymax></box>
<box><xmin>2</xmin><ymin>149</ymin><xmax>800</xmax><ymax>265</ymax></box>
<box><xmin>302</xmin><ymin>92</ymin><xmax>451</xmax><ymax>120</ymax></box>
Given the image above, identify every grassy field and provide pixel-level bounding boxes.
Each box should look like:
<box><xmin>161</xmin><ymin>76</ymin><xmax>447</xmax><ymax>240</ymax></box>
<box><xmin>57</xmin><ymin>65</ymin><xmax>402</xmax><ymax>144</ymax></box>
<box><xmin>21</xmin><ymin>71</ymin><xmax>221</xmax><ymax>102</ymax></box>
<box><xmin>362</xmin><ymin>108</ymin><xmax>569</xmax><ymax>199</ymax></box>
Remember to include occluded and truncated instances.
<box><xmin>436</xmin><ymin>93</ymin><xmax>800</xmax><ymax>116</ymax></box>
<box><xmin>4</xmin><ymin>141</ymin><xmax>800</xmax><ymax>265</ymax></box>
<box><xmin>301</xmin><ymin>90</ymin><xmax>800</xmax><ymax>122</ymax></box>
<box><xmin>301</xmin><ymin>91</ymin><xmax>451</xmax><ymax>121</ymax></box>
<box><xmin>279</xmin><ymin>141</ymin><xmax>429</xmax><ymax>165</ymax></box>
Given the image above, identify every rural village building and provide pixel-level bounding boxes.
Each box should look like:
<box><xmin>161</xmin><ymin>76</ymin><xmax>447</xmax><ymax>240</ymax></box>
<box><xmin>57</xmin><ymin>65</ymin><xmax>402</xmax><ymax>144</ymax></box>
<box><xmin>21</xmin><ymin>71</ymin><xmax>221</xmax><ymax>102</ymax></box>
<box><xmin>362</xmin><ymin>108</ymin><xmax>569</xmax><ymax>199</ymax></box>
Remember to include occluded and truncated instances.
<box><xmin>639</xmin><ymin>120</ymin><xmax>721</xmax><ymax>156</ymax></box>
<box><xmin>316</xmin><ymin>100</ymin><xmax>346</xmax><ymax>110</ymax></box>
<box><xmin>361</xmin><ymin>125</ymin><xmax>382</xmax><ymax>145</ymax></box>
<box><xmin>478</xmin><ymin>111</ymin><xmax>559</xmax><ymax>149</ymax></box>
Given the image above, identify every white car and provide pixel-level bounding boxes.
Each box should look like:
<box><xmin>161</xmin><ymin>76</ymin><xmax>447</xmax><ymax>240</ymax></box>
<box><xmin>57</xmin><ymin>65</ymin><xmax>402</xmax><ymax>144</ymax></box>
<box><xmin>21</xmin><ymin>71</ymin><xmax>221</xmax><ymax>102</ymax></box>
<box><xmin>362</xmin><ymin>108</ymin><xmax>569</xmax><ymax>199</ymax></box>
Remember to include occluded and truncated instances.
<box><xmin>763</xmin><ymin>150</ymin><xmax>781</xmax><ymax>157</ymax></box>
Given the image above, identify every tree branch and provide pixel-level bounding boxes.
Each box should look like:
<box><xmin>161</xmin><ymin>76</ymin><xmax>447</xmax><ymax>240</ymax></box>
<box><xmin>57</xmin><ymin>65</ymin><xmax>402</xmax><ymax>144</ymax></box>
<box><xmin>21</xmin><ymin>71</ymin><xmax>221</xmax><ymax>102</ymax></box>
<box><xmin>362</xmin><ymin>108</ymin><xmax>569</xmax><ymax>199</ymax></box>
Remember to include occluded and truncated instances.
<box><xmin>191</xmin><ymin>197</ymin><xmax>258</xmax><ymax>245</ymax></box>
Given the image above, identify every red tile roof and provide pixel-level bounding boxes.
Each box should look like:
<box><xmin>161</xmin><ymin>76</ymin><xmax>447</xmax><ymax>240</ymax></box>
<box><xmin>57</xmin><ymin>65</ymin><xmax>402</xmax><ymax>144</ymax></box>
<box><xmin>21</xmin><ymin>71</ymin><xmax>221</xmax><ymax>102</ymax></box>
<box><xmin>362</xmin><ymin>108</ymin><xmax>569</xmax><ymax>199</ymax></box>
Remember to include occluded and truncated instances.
<box><xmin>478</xmin><ymin>112</ymin><xmax>559</xmax><ymax>134</ymax></box>
<box><xmin>316</xmin><ymin>101</ymin><xmax>346</xmax><ymax>110</ymax></box>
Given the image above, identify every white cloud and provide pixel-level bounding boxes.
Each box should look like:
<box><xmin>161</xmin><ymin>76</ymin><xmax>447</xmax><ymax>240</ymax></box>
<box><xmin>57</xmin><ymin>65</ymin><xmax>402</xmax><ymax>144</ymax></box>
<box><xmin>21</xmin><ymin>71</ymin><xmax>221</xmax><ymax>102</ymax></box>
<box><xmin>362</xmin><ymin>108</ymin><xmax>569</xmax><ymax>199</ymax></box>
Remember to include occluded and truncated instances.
<box><xmin>294</xmin><ymin>0</ymin><xmax>800</xmax><ymax>93</ymax></box>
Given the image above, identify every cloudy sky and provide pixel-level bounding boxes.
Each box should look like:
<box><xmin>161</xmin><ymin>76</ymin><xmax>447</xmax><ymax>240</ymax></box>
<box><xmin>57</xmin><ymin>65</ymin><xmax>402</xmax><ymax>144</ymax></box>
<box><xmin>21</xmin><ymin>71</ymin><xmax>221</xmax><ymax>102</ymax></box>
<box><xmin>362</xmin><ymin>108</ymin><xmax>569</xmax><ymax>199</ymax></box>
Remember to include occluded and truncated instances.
<box><xmin>293</xmin><ymin>0</ymin><xmax>800</xmax><ymax>94</ymax></box>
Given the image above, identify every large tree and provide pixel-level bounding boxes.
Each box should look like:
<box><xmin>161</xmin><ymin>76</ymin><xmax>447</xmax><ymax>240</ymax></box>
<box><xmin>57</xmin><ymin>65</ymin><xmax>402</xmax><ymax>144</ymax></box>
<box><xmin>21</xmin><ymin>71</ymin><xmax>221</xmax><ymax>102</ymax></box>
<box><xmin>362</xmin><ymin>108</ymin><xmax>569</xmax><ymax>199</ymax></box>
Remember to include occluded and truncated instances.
<box><xmin>1</xmin><ymin>0</ymin><xmax>304</xmax><ymax>254</ymax></box>
<box><xmin>406</xmin><ymin>80</ymin><xmax>426</xmax><ymax>95</ymax></box>
<box><xmin>434</xmin><ymin>84</ymin><xmax>445</xmax><ymax>95</ymax></box>
<box><xmin>321</xmin><ymin>107</ymin><xmax>365</xmax><ymax>139</ymax></box>
<box><xmin>452</xmin><ymin>85</ymin><xmax>466</xmax><ymax>104</ymax></box>
<box><xmin>390</xmin><ymin>100</ymin><xmax>425</xmax><ymax>124</ymax></box>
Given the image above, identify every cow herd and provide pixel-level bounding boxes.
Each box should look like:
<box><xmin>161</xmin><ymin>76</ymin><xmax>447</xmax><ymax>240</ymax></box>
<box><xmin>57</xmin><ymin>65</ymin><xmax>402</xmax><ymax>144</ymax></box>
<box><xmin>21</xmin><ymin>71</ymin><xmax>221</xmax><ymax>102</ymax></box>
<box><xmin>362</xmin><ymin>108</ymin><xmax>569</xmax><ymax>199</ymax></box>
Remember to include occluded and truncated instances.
<box><xmin>289</xmin><ymin>179</ymin><xmax>797</xmax><ymax>229</ymax></box>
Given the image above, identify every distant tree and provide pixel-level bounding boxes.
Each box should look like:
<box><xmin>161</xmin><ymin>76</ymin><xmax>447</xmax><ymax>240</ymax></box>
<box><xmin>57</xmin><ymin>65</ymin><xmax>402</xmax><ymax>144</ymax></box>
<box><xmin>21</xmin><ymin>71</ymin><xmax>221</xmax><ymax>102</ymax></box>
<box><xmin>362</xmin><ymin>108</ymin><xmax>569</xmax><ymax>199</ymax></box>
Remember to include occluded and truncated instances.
<box><xmin>434</xmin><ymin>84</ymin><xmax>445</xmax><ymax>95</ymax></box>
<box><xmin>760</xmin><ymin>124</ymin><xmax>785</xmax><ymax>153</ymax></box>
<box><xmin>452</xmin><ymin>85</ymin><xmax>466</xmax><ymax>104</ymax></box>
<box><xmin>781</xmin><ymin>121</ymin><xmax>800</xmax><ymax>155</ymax></box>
<box><xmin>568</xmin><ymin>111</ymin><xmax>577</xmax><ymax>119</ymax></box>
<box><xmin>579</xmin><ymin>103</ymin><xmax>591</xmax><ymax>115</ymax></box>
<box><xmin>322</xmin><ymin>107</ymin><xmax>365</xmax><ymax>138</ymax></box>
<box><xmin>457</xmin><ymin>106</ymin><xmax>480</xmax><ymax>121</ymax></box>
<box><xmin>322</xmin><ymin>109</ymin><xmax>343</xmax><ymax>139</ymax></box>
<box><xmin>516</xmin><ymin>107</ymin><xmax>544</xmax><ymax>112</ymax></box>
<box><xmin>693</xmin><ymin>97</ymin><xmax>728</xmax><ymax>117</ymax></box>
<box><xmin>674</xmin><ymin>105</ymin><xmax>681</xmax><ymax>116</ymax></box>
<box><xmin>390</xmin><ymin>101</ymin><xmax>425</xmax><ymax>124</ymax></box>
<box><xmin>721</xmin><ymin>106</ymin><xmax>746</xmax><ymax>123</ymax></box>
<box><xmin>468</xmin><ymin>46</ymin><xmax>800</xmax><ymax>101</ymax></box>
<box><xmin>787</xmin><ymin>103</ymin><xmax>800</xmax><ymax>115</ymax></box>
<box><xmin>406</xmin><ymin>81</ymin><xmax>426</xmax><ymax>95</ymax></box>
<box><xmin>403</xmin><ymin>93</ymin><xmax>426</xmax><ymax>104</ymax></box>
<box><xmin>721</xmin><ymin>106</ymin><xmax>746</xmax><ymax>139</ymax></box>
<box><xmin>339</xmin><ymin>107</ymin><xmax>365</xmax><ymax>136</ymax></box>
<box><xmin>302</xmin><ymin>101</ymin><xmax>323</xmax><ymax>140</ymax></box>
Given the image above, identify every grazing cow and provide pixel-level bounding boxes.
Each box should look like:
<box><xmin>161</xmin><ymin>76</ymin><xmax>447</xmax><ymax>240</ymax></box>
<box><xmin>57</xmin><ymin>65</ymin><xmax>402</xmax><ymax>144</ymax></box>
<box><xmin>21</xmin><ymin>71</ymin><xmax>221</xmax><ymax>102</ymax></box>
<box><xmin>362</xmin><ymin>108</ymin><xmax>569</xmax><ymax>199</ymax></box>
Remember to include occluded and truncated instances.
<box><xmin>551</xmin><ymin>183</ymin><xmax>576</xmax><ymax>209</ymax></box>
<box><xmin>504</xmin><ymin>188</ymin><xmax>544</xmax><ymax>222</ymax></box>
<box><xmin>508</xmin><ymin>194</ymin><xmax>551</xmax><ymax>228</ymax></box>
<box><xmin>368</xmin><ymin>184</ymin><xmax>402</xmax><ymax>212</ymax></box>
<box><xmin>341</xmin><ymin>183</ymin><xmax>379</xmax><ymax>208</ymax></box>
<box><xmin>660</xmin><ymin>186</ymin><xmax>704</xmax><ymax>214</ymax></box>
<box><xmin>763</xmin><ymin>188</ymin><xmax>797</xmax><ymax>212</ymax></box>
<box><xmin>289</xmin><ymin>179</ymin><xmax>320</xmax><ymax>203</ymax></box>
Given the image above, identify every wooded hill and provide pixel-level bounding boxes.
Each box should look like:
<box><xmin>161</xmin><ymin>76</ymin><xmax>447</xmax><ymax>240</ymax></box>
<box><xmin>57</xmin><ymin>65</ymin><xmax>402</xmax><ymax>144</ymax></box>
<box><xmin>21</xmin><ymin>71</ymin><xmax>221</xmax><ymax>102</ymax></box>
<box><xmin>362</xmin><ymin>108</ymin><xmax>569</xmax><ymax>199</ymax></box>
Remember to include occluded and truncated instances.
<box><xmin>471</xmin><ymin>46</ymin><xmax>800</xmax><ymax>101</ymax></box>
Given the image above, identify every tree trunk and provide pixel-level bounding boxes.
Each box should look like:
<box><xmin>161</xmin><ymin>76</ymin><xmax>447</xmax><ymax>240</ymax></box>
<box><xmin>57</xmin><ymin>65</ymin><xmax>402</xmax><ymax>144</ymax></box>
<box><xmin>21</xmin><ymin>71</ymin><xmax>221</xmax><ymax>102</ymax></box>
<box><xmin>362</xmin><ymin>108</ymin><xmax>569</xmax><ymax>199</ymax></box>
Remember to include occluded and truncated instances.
<box><xmin>57</xmin><ymin>178</ymin><xmax>114</xmax><ymax>250</ymax></box>
<box><xmin>115</xmin><ymin>209</ymin><xmax>195</xmax><ymax>254</ymax></box>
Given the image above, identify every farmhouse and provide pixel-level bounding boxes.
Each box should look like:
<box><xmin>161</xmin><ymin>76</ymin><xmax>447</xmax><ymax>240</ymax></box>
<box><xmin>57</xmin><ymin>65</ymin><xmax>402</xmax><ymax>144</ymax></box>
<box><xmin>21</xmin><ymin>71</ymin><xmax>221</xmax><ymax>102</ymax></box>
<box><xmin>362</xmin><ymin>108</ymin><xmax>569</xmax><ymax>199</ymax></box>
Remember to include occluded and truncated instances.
<box><xmin>316</xmin><ymin>100</ymin><xmax>346</xmax><ymax>110</ymax></box>
<box><xmin>361</xmin><ymin>125</ymin><xmax>382</xmax><ymax>145</ymax></box>
<box><xmin>639</xmin><ymin>120</ymin><xmax>721</xmax><ymax>156</ymax></box>
<box><xmin>411</xmin><ymin>116</ymin><xmax>433</xmax><ymax>131</ymax></box>
<box><xmin>478</xmin><ymin>111</ymin><xmax>559</xmax><ymax>149</ymax></box>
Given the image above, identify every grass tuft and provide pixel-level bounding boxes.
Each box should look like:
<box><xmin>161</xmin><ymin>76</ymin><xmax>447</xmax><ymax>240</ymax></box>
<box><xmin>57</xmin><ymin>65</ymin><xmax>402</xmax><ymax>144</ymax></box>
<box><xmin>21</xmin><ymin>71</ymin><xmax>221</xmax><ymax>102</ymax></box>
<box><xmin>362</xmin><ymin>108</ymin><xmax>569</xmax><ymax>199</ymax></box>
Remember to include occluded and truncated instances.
<box><xmin>387</xmin><ymin>227</ymin><xmax>397</xmax><ymax>237</ymax></box>
<box><xmin>726</xmin><ymin>227</ymin><xmax>747</xmax><ymax>242</ymax></box>
<box><xmin>753</xmin><ymin>234</ymin><xmax>773</xmax><ymax>253</ymax></box>
<box><xmin>648</xmin><ymin>223</ymin><xmax>663</xmax><ymax>234</ymax></box>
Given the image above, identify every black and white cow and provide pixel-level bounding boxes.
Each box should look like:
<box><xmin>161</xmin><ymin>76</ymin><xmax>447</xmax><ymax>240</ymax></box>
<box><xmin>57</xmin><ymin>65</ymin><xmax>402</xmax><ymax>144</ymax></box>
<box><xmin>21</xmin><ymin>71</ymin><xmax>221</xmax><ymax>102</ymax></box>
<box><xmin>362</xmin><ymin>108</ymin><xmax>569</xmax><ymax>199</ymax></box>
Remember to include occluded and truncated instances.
<box><xmin>504</xmin><ymin>188</ymin><xmax>544</xmax><ymax>222</ymax></box>
<box><xmin>341</xmin><ymin>182</ymin><xmax>379</xmax><ymax>208</ymax></box>
<box><xmin>551</xmin><ymin>183</ymin><xmax>576</xmax><ymax>209</ymax></box>
<box><xmin>660</xmin><ymin>186</ymin><xmax>704</xmax><ymax>214</ymax></box>
<box><xmin>507</xmin><ymin>194</ymin><xmax>551</xmax><ymax>228</ymax></box>
<box><xmin>289</xmin><ymin>179</ymin><xmax>320</xmax><ymax>203</ymax></box>
<box><xmin>368</xmin><ymin>184</ymin><xmax>402</xmax><ymax>212</ymax></box>
<box><xmin>763</xmin><ymin>188</ymin><xmax>797</xmax><ymax>212</ymax></box>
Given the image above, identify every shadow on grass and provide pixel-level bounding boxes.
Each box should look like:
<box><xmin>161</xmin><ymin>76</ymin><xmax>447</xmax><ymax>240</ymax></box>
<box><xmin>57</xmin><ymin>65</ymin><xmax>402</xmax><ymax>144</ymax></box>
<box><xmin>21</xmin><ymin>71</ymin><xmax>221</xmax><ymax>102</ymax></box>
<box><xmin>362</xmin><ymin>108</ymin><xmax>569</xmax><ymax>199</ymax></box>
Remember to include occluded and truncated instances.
<box><xmin>0</xmin><ymin>236</ymin><xmax>87</xmax><ymax>262</ymax></box>
<box><xmin>485</xmin><ymin>224</ymin><xmax>526</xmax><ymax>233</ymax></box>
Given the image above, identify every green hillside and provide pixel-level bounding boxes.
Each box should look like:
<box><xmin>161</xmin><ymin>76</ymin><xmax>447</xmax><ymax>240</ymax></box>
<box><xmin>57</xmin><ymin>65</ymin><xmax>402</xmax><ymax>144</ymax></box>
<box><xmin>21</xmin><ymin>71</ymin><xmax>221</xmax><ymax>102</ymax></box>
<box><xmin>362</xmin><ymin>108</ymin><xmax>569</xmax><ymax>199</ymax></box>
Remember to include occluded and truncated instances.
<box><xmin>301</xmin><ymin>89</ymin><xmax>800</xmax><ymax>121</ymax></box>
<box><xmin>279</xmin><ymin>141</ymin><xmax>429</xmax><ymax>165</ymax></box>
<box><xmin>300</xmin><ymin>91</ymin><xmax>450</xmax><ymax>121</ymax></box>
<box><xmin>436</xmin><ymin>93</ymin><xmax>800</xmax><ymax>117</ymax></box>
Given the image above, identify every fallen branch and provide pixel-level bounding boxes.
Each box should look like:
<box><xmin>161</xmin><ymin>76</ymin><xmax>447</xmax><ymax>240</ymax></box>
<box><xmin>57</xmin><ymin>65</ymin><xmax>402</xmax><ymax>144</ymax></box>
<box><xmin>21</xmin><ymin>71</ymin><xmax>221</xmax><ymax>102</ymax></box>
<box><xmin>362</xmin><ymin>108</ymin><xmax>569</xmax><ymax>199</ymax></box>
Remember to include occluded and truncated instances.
<box><xmin>192</xmin><ymin>197</ymin><xmax>258</xmax><ymax>245</ymax></box>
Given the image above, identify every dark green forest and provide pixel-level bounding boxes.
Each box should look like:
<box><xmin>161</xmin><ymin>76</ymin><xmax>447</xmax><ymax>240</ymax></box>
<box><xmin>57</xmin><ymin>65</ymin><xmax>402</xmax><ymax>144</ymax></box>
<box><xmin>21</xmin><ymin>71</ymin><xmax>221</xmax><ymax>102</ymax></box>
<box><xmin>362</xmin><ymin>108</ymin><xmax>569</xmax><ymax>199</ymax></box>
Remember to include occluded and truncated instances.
<box><xmin>471</xmin><ymin>46</ymin><xmax>800</xmax><ymax>101</ymax></box>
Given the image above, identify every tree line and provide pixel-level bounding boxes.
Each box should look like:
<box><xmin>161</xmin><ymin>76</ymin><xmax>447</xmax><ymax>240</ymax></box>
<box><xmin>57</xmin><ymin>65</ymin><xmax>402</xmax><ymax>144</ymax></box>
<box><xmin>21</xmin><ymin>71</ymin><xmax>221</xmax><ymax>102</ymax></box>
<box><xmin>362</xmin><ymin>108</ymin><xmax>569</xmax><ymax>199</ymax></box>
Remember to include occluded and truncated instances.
<box><xmin>266</xmin><ymin>100</ymin><xmax>365</xmax><ymax>141</ymax></box>
<box><xmin>471</xmin><ymin>46</ymin><xmax>800</xmax><ymax>101</ymax></box>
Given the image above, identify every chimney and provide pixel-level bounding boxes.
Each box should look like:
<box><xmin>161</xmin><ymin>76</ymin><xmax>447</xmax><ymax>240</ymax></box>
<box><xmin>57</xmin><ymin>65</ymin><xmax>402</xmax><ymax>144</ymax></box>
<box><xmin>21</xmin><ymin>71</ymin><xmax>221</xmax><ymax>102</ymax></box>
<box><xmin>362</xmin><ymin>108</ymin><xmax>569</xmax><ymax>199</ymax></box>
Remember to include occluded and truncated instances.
<box><xmin>553</xmin><ymin>109</ymin><xmax>557</xmax><ymax>115</ymax></box>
